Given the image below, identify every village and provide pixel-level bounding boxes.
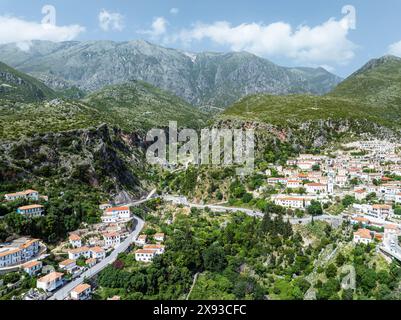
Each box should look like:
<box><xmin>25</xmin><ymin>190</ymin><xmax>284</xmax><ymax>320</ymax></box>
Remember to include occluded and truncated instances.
<box><xmin>0</xmin><ymin>189</ymin><xmax>166</xmax><ymax>300</ymax></box>
<box><xmin>260</xmin><ymin>139</ymin><xmax>401</xmax><ymax>258</ymax></box>
<box><xmin>2</xmin><ymin>139</ymin><xmax>401</xmax><ymax>300</ymax></box>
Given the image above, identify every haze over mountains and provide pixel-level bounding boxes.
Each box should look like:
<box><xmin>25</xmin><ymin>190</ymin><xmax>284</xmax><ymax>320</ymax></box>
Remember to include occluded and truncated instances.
<box><xmin>0</xmin><ymin>40</ymin><xmax>342</xmax><ymax>109</ymax></box>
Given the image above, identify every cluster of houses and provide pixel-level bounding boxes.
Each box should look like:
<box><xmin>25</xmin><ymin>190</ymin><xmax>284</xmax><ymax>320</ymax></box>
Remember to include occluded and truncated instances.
<box><xmin>134</xmin><ymin>233</ymin><xmax>166</xmax><ymax>263</ymax></box>
<box><xmin>0</xmin><ymin>238</ymin><xmax>41</xmax><ymax>268</ymax></box>
<box><xmin>36</xmin><ymin>271</ymin><xmax>92</xmax><ymax>300</ymax></box>
<box><xmin>3</xmin><ymin>189</ymin><xmax>47</xmax><ymax>217</ymax></box>
<box><xmin>264</xmin><ymin>140</ymin><xmax>401</xmax><ymax>211</ymax></box>
<box><xmin>352</xmin><ymin>215</ymin><xmax>400</xmax><ymax>245</ymax></box>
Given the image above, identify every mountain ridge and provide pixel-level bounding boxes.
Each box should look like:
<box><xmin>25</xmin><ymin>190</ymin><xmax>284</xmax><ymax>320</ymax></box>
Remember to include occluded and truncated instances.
<box><xmin>0</xmin><ymin>40</ymin><xmax>342</xmax><ymax>108</ymax></box>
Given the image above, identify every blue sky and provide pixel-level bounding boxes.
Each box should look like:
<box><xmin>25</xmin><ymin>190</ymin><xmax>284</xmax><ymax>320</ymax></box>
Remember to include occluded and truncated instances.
<box><xmin>1</xmin><ymin>0</ymin><xmax>401</xmax><ymax>77</ymax></box>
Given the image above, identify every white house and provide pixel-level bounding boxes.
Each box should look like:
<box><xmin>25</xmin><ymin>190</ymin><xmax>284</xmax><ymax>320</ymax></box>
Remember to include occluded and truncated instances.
<box><xmin>154</xmin><ymin>233</ymin><xmax>165</xmax><ymax>242</ymax></box>
<box><xmin>370</xmin><ymin>204</ymin><xmax>393</xmax><ymax>219</ymax></box>
<box><xmin>90</xmin><ymin>246</ymin><xmax>106</xmax><ymax>260</ymax></box>
<box><xmin>135</xmin><ymin>249</ymin><xmax>157</xmax><ymax>262</ymax></box>
<box><xmin>143</xmin><ymin>244</ymin><xmax>165</xmax><ymax>255</ymax></box>
<box><xmin>101</xmin><ymin>206</ymin><xmax>131</xmax><ymax>223</ymax></box>
<box><xmin>103</xmin><ymin>232</ymin><xmax>121</xmax><ymax>248</ymax></box>
<box><xmin>69</xmin><ymin>234</ymin><xmax>82</xmax><ymax>248</ymax></box>
<box><xmin>4</xmin><ymin>189</ymin><xmax>39</xmax><ymax>202</ymax></box>
<box><xmin>0</xmin><ymin>238</ymin><xmax>40</xmax><ymax>268</ymax></box>
<box><xmin>353</xmin><ymin>229</ymin><xmax>373</xmax><ymax>245</ymax></box>
<box><xmin>274</xmin><ymin>197</ymin><xmax>311</xmax><ymax>209</ymax></box>
<box><xmin>305</xmin><ymin>183</ymin><xmax>327</xmax><ymax>194</ymax></box>
<box><xmin>354</xmin><ymin>189</ymin><xmax>368</xmax><ymax>201</ymax></box>
<box><xmin>67</xmin><ymin>247</ymin><xmax>91</xmax><ymax>260</ymax></box>
<box><xmin>21</xmin><ymin>260</ymin><xmax>42</xmax><ymax>276</ymax></box>
<box><xmin>71</xmin><ymin>283</ymin><xmax>91</xmax><ymax>300</ymax></box>
<box><xmin>59</xmin><ymin>259</ymin><xmax>77</xmax><ymax>273</ymax></box>
<box><xmin>85</xmin><ymin>258</ymin><xmax>97</xmax><ymax>268</ymax></box>
<box><xmin>17</xmin><ymin>204</ymin><xmax>44</xmax><ymax>217</ymax></box>
<box><xmin>286</xmin><ymin>180</ymin><xmax>301</xmax><ymax>189</ymax></box>
<box><xmin>136</xmin><ymin>235</ymin><xmax>147</xmax><ymax>246</ymax></box>
<box><xmin>37</xmin><ymin>272</ymin><xmax>64</xmax><ymax>292</ymax></box>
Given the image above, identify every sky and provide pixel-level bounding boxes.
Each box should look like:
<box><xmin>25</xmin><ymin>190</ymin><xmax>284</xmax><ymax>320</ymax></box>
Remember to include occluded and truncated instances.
<box><xmin>1</xmin><ymin>0</ymin><xmax>401</xmax><ymax>77</ymax></box>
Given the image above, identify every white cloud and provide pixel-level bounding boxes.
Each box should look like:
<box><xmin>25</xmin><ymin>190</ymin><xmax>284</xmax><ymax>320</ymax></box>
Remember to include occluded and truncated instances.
<box><xmin>98</xmin><ymin>9</ymin><xmax>124</xmax><ymax>31</ymax></box>
<box><xmin>0</xmin><ymin>15</ymin><xmax>85</xmax><ymax>49</ymax></box>
<box><xmin>169</xmin><ymin>14</ymin><xmax>357</xmax><ymax>66</ymax></box>
<box><xmin>388</xmin><ymin>40</ymin><xmax>401</xmax><ymax>57</ymax></box>
<box><xmin>170</xmin><ymin>8</ymin><xmax>179</xmax><ymax>15</ymax></box>
<box><xmin>139</xmin><ymin>17</ymin><xmax>168</xmax><ymax>38</ymax></box>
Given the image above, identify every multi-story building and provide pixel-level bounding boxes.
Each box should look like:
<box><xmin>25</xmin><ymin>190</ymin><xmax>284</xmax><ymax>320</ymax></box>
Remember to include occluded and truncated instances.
<box><xmin>37</xmin><ymin>272</ymin><xmax>64</xmax><ymax>292</ymax></box>
<box><xmin>353</xmin><ymin>229</ymin><xmax>373</xmax><ymax>245</ymax></box>
<box><xmin>4</xmin><ymin>189</ymin><xmax>39</xmax><ymax>202</ymax></box>
<box><xmin>101</xmin><ymin>206</ymin><xmax>131</xmax><ymax>223</ymax></box>
<box><xmin>103</xmin><ymin>232</ymin><xmax>121</xmax><ymax>248</ymax></box>
<box><xmin>71</xmin><ymin>283</ymin><xmax>91</xmax><ymax>300</ymax></box>
<box><xmin>69</xmin><ymin>234</ymin><xmax>82</xmax><ymax>248</ymax></box>
<box><xmin>17</xmin><ymin>204</ymin><xmax>44</xmax><ymax>217</ymax></box>
<box><xmin>0</xmin><ymin>238</ymin><xmax>40</xmax><ymax>268</ymax></box>
<box><xmin>135</xmin><ymin>249</ymin><xmax>157</xmax><ymax>262</ymax></box>
<box><xmin>67</xmin><ymin>246</ymin><xmax>91</xmax><ymax>260</ymax></box>
<box><xmin>21</xmin><ymin>260</ymin><xmax>42</xmax><ymax>276</ymax></box>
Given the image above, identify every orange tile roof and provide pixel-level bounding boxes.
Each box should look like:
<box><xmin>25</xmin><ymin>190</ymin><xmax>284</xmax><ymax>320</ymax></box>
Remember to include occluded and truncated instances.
<box><xmin>69</xmin><ymin>234</ymin><xmax>81</xmax><ymax>241</ymax></box>
<box><xmin>85</xmin><ymin>258</ymin><xmax>96</xmax><ymax>264</ymax></box>
<box><xmin>18</xmin><ymin>204</ymin><xmax>43</xmax><ymax>210</ymax></box>
<box><xmin>59</xmin><ymin>259</ymin><xmax>75</xmax><ymax>266</ymax></box>
<box><xmin>19</xmin><ymin>239</ymin><xmax>40</xmax><ymax>249</ymax></box>
<box><xmin>354</xmin><ymin>229</ymin><xmax>372</xmax><ymax>239</ymax></box>
<box><xmin>105</xmin><ymin>206</ymin><xmax>129</xmax><ymax>213</ymax></box>
<box><xmin>372</xmin><ymin>204</ymin><xmax>391</xmax><ymax>209</ymax></box>
<box><xmin>135</xmin><ymin>249</ymin><xmax>156</xmax><ymax>254</ymax></box>
<box><xmin>68</xmin><ymin>246</ymin><xmax>90</xmax><ymax>254</ymax></box>
<box><xmin>5</xmin><ymin>189</ymin><xmax>38</xmax><ymax>197</ymax></box>
<box><xmin>22</xmin><ymin>260</ymin><xmax>41</xmax><ymax>269</ymax></box>
<box><xmin>90</xmin><ymin>246</ymin><xmax>105</xmax><ymax>253</ymax></box>
<box><xmin>38</xmin><ymin>272</ymin><xmax>63</xmax><ymax>283</ymax></box>
<box><xmin>72</xmin><ymin>283</ymin><xmax>91</xmax><ymax>295</ymax></box>
<box><xmin>144</xmin><ymin>244</ymin><xmax>165</xmax><ymax>250</ymax></box>
<box><xmin>0</xmin><ymin>248</ymin><xmax>21</xmax><ymax>258</ymax></box>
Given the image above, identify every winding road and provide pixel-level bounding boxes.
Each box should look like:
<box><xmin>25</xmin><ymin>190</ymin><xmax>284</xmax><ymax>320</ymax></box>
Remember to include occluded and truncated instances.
<box><xmin>162</xmin><ymin>194</ymin><xmax>344</xmax><ymax>226</ymax></box>
<box><xmin>47</xmin><ymin>190</ymin><xmax>157</xmax><ymax>300</ymax></box>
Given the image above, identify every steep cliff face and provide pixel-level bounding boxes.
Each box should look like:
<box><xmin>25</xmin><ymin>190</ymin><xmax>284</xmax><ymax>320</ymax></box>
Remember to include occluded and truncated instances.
<box><xmin>0</xmin><ymin>124</ymin><xmax>148</xmax><ymax>199</ymax></box>
<box><xmin>214</xmin><ymin>118</ymin><xmax>400</xmax><ymax>158</ymax></box>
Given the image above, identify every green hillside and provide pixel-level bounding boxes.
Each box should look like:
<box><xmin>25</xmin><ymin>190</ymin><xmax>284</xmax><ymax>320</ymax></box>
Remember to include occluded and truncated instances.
<box><xmin>84</xmin><ymin>80</ymin><xmax>209</xmax><ymax>130</ymax></box>
<box><xmin>329</xmin><ymin>55</ymin><xmax>401</xmax><ymax>107</ymax></box>
<box><xmin>221</xmin><ymin>94</ymin><xmax>398</xmax><ymax>128</ymax></box>
<box><xmin>0</xmin><ymin>99</ymin><xmax>104</xmax><ymax>140</ymax></box>
<box><xmin>0</xmin><ymin>61</ymin><xmax>56</xmax><ymax>102</ymax></box>
<box><xmin>222</xmin><ymin>55</ymin><xmax>401</xmax><ymax>130</ymax></box>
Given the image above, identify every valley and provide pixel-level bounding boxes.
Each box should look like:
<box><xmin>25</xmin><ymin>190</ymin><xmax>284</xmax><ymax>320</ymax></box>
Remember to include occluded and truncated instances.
<box><xmin>1</xmin><ymin>40</ymin><xmax>401</xmax><ymax>301</ymax></box>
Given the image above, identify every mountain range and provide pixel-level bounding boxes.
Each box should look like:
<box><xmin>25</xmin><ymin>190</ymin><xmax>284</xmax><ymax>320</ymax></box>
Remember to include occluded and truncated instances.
<box><xmin>0</xmin><ymin>40</ymin><xmax>342</xmax><ymax>109</ymax></box>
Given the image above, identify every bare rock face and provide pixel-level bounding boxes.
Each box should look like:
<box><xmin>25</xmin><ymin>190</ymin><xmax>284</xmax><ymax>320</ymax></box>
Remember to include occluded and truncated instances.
<box><xmin>0</xmin><ymin>124</ymin><xmax>146</xmax><ymax>197</ymax></box>
<box><xmin>0</xmin><ymin>40</ymin><xmax>342</xmax><ymax>109</ymax></box>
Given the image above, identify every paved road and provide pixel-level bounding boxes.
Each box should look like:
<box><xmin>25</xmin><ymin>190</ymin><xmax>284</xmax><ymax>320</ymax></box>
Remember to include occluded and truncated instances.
<box><xmin>47</xmin><ymin>191</ymin><xmax>156</xmax><ymax>301</ymax></box>
<box><xmin>381</xmin><ymin>232</ymin><xmax>401</xmax><ymax>262</ymax></box>
<box><xmin>48</xmin><ymin>216</ymin><xmax>144</xmax><ymax>300</ymax></box>
<box><xmin>163</xmin><ymin>194</ymin><xmax>344</xmax><ymax>226</ymax></box>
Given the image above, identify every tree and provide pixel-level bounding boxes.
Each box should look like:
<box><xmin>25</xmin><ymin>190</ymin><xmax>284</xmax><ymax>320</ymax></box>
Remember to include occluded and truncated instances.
<box><xmin>307</xmin><ymin>201</ymin><xmax>323</xmax><ymax>216</ymax></box>
<box><xmin>342</xmin><ymin>195</ymin><xmax>356</xmax><ymax>208</ymax></box>
<box><xmin>325</xmin><ymin>264</ymin><xmax>338</xmax><ymax>278</ymax></box>
<box><xmin>203</xmin><ymin>243</ymin><xmax>227</xmax><ymax>272</ymax></box>
<box><xmin>335</xmin><ymin>253</ymin><xmax>346</xmax><ymax>267</ymax></box>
